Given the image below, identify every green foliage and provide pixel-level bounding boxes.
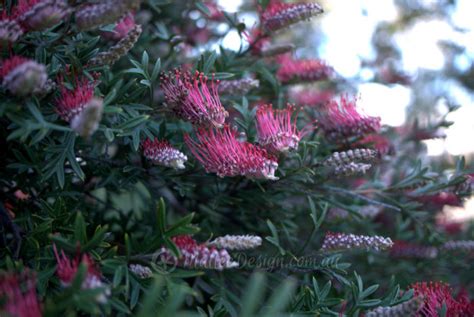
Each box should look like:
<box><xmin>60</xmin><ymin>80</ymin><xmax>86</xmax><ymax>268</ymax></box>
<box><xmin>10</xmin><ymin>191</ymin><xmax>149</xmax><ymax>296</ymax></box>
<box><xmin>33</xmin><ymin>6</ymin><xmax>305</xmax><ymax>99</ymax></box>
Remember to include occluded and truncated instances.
<box><xmin>0</xmin><ymin>0</ymin><xmax>472</xmax><ymax>316</ymax></box>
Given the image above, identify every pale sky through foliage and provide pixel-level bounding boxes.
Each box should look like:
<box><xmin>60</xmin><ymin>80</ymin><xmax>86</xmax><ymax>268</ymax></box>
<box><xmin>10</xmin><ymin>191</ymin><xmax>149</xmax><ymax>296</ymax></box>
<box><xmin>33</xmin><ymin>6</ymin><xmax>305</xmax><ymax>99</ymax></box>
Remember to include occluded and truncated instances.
<box><xmin>218</xmin><ymin>0</ymin><xmax>474</xmax><ymax>157</ymax></box>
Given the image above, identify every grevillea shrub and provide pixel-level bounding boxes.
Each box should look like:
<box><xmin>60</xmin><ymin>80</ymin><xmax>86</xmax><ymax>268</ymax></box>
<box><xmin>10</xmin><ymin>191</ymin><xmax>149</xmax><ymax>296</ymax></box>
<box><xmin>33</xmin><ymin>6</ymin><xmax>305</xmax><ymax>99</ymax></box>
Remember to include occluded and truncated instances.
<box><xmin>0</xmin><ymin>0</ymin><xmax>473</xmax><ymax>316</ymax></box>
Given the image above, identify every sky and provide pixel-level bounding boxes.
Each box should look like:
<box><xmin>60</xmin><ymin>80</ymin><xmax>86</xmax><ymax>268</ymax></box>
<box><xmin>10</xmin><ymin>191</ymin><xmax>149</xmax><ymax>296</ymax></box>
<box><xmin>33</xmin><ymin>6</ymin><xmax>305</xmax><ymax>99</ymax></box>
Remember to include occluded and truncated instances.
<box><xmin>216</xmin><ymin>0</ymin><xmax>474</xmax><ymax>156</ymax></box>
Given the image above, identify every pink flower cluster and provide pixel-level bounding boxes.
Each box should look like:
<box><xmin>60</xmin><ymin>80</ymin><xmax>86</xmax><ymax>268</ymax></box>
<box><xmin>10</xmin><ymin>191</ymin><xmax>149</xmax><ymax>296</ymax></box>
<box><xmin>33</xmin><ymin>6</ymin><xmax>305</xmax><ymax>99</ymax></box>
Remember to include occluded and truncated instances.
<box><xmin>276</xmin><ymin>55</ymin><xmax>333</xmax><ymax>84</ymax></box>
<box><xmin>256</xmin><ymin>104</ymin><xmax>311</xmax><ymax>154</ymax></box>
<box><xmin>0</xmin><ymin>271</ymin><xmax>42</xmax><ymax>317</ymax></box>
<box><xmin>55</xmin><ymin>77</ymin><xmax>96</xmax><ymax>122</ymax></box>
<box><xmin>54</xmin><ymin>245</ymin><xmax>110</xmax><ymax>302</ymax></box>
<box><xmin>411</xmin><ymin>281</ymin><xmax>473</xmax><ymax>317</ymax></box>
<box><xmin>160</xmin><ymin>69</ymin><xmax>228</xmax><ymax>128</ymax></box>
<box><xmin>55</xmin><ymin>77</ymin><xmax>104</xmax><ymax>137</ymax></box>
<box><xmin>54</xmin><ymin>245</ymin><xmax>101</xmax><ymax>286</ymax></box>
<box><xmin>142</xmin><ymin>138</ymin><xmax>188</xmax><ymax>169</ymax></box>
<box><xmin>159</xmin><ymin>235</ymin><xmax>238</xmax><ymax>270</ymax></box>
<box><xmin>318</xmin><ymin>95</ymin><xmax>381</xmax><ymax>141</ymax></box>
<box><xmin>260</xmin><ymin>0</ymin><xmax>323</xmax><ymax>33</ymax></box>
<box><xmin>185</xmin><ymin>125</ymin><xmax>279</xmax><ymax>180</ymax></box>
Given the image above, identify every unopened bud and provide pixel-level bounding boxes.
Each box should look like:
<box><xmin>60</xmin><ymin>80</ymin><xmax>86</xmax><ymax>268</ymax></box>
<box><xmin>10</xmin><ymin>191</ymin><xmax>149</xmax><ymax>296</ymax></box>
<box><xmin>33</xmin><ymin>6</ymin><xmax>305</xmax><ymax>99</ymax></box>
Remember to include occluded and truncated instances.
<box><xmin>324</xmin><ymin>148</ymin><xmax>378</xmax><ymax>167</ymax></box>
<box><xmin>321</xmin><ymin>232</ymin><xmax>393</xmax><ymax>252</ymax></box>
<box><xmin>76</xmin><ymin>0</ymin><xmax>141</xmax><ymax>31</ymax></box>
<box><xmin>70</xmin><ymin>97</ymin><xmax>104</xmax><ymax>138</ymax></box>
<box><xmin>1</xmin><ymin>57</ymin><xmax>47</xmax><ymax>96</ymax></box>
<box><xmin>218</xmin><ymin>78</ymin><xmax>260</xmax><ymax>95</ymax></box>
<box><xmin>333</xmin><ymin>162</ymin><xmax>372</xmax><ymax>177</ymax></box>
<box><xmin>18</xmin><ymin>0</ymin><xmax>71</xmax><ymax>31</ymax></box>
<box><xmin>0</xmin><ymin>19</ymin><xmax>23</xmax><ymax>43</ymax></box>
<box><xmin>89</xmin><ymin>24</ymin><xmax>142</xmax><ymax>66</ymax></box>
<box><xmin>129</xmin><ymin>264</ymin><xmax>153</xmax><ymax>279</ymax></box>
<box><xmin>261</xmin><ymin>43</ymin><xmax>295</xmax><ymax>57</ymax></box>
<box><xmin>209</xmin><ymin>235</ymin><xmax>262</xmax><ymax>250</ymax></box>
<box><xmin>366</xmin><ymin>296</ymin><xmax>424</xmax><ymax>317</ymax></box>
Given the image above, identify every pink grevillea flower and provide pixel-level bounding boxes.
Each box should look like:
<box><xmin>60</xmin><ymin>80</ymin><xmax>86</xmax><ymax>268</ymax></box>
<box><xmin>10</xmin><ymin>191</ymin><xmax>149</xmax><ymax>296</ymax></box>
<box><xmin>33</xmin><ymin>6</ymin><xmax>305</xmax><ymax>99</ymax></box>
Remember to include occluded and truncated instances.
<box><xmin>159</xmin><ymin>235</ymin><xmax>238</xmax><ymax>270</ymax></box>
<box><xmin>320</xmin><ymin>232</ymin><xmax>393</xmax><ymax>252</ymax></box>
<box><xmin>55</xmin><ymin>77</ymin><xmax>103</xmax><ymax>138</ymax></box>
<box><xmin>55</xmin><ymin>77</ymin><xmax>94</xmax><ymax>122</ymax></box>
<box><xmin>318</xmin><ymin>95</ymin><xmax>381</xmax><ymax>141</ymax></box>
<box><xmin>184</xmin><ymin>125</ymin><xmax>279</xmax><ymax>180</ymax></box>
<box><xmin>260</xmin><ymin>0</ymin><xmax>323</xmax><ymax>33</ymax></box>
<box><xmin>101</xmin><ymin>13</ymin><xmax>136</xmax><ymax>41</ymax></box>
<box><xmin>411</xmin><ymin>282</ymin><xmax>471</xmax><ymax>317</ymax></box>
<box><xmin>0</xmin><ymin>55</ymin><xmax>47</xmax><ymax>96</ymax></box>
<box><xmin>160</xmin><ymin>69</ymin><xmax>228</xmax><ymax>128</ymax></box>
<box><xmin>291</xmin><ymin>89</ymin><xmax>334</xmax><ymax>107</ymax></box>
<box><xmin>14</xmin><ymin>0</ymin><xmax>70</xmax><ymax>31</ymax></box>
<box><xmin>255</xmin><ymin>104</ymin><xmax>312</xmax><ymax>154</ymax></box>
<box><xmin>276</xmin><ymin>55</ymin><xmax>333</xmax><ymax>84</ymax></box>
<box><xmin>390</xmin><ymin>240</ymin><xmax>438</xmax><ymax>259</ymax></box>
<box><xmin>0</xmin><ymin>271</ymin><xmax>42</xmax><ymax>317</ymax></box>
<box><xmin>53</xmin><ymin>245</ymin><xmax>110</xmax><ymax>303</ymax></box>
<box><xmin>142</xmin><ymin>138</ymin><xmax>187</xmax><ymax>169</ymax></box>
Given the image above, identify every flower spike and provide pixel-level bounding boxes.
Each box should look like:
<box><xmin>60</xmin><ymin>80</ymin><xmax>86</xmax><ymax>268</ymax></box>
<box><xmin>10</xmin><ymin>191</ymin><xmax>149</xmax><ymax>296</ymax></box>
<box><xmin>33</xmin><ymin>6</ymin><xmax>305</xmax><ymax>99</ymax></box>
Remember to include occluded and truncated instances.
<box><xmin>255</xmin><ymin>104</ymin><xmax>313</xmax><ymax>154</ymax></box>
<box><xmin>209</xmin><ymin>235</ymin><xmax>262</xmax><ymax>250</ymax></box>
<box><xmin>0</xmin><ymin>14</ymin><xmax>23</xmax><ymax>44</ymax></box>
<box><xmin>318</xmin><ymin>95</ymin><xmax>381</xmax><ymax>141</ymax></box>
<box><xmin>159</xmin><ymin>235</ymin><xmax>238</xmax><ymax>270</ymax></box>
<box><xmin>161</xmin><ymin>69</ymin><xmax>228</xmax><ymax>128</ymax></box>
<box><xmin>185</xmin><ymin>125</ymin><xmax>279</xmax><ymax>180</ymax></box>
<box><xmin>89</xmin><ymin>23</ymin><xmax>142</xmax><ymax>66</ymax></box>
<box><xmin>218</xmin><ymin>78</ymin><xmax>260</xmax><ymax>95</ymax></box>
<box><xmin>261</xmin><ymin>0</ymin><xmax>323</xmax><ymax>33</ymax></box>
<box><xmin>75</xmin><ymin>0</ymin><xmax>141</xmax><ymax>31</ymax></box>
<box><xmin>0</xmin><ymin>56</ymin><xmax>47</xmax><ymax>96</ymax></box>
<box><xmin>366</xmin><ymin>296</ymin><xmax>424</xmax><ymax>317</ymax></box>
<box><xmin>276</xmin><ymin>55</ymin><xmax>333</xmax><ymax>84</ymax></box>
<box><xmin>55</xmin><ymin>77</ymin><xmax>103</xmax><ymax>138</ymax></box>
<box><xmin>390</xmin><ymin>241</ymin><xmax>438</xmax><ymax>259</ymax></box>
<box><xmin>53</xmin><ymin>245</ymin><xmax>110</xmax><ymax>303</ymax></box>
<box><xmin>321</xmin><ymin>232</ymin><xmax>393</xmax><ymax>252</ymax></box>
<box><xmin>142</xmin><ymin>138</ymin><xmax>188</xmax><ymax>169</ymax></box>
<box><xmin>15</xmin><ymin>0</ymin><xmax>71</xmax><ymax>31</ymax></box>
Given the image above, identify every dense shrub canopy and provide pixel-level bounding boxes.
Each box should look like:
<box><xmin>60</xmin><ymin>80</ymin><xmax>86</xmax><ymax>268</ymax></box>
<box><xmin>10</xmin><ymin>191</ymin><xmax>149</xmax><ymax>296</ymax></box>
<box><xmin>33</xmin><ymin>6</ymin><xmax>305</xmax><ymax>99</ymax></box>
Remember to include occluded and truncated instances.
<box><xmin>0</xmin><ymin>0</ymin><xmax>473</xmax><ymax>316</ymax></box>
